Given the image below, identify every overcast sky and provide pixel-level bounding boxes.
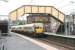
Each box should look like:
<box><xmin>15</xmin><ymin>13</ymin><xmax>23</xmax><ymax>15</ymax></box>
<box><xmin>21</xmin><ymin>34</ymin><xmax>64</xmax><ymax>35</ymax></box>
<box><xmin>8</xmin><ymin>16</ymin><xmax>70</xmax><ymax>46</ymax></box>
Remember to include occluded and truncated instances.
<box><xmin>0</xmin><ymin>0</ymin><xmax>75</xmax><ymax>15</ymax></box>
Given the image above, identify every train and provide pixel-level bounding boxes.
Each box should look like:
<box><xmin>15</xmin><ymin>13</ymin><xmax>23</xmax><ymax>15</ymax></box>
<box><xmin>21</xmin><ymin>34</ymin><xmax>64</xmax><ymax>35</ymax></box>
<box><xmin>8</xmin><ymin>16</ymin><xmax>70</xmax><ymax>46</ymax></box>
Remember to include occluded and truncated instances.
<box><xmin>11</xmin><ymin>23</ymin><xmax>44</xmax><ymax>36</ymax></box>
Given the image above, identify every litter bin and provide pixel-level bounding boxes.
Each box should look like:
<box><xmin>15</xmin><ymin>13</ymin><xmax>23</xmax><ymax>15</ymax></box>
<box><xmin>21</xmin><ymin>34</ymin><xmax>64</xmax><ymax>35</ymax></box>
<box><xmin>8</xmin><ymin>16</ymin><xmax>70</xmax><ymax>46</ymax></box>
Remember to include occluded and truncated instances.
<box><xmin>0</xmin><ymin>20</ymin><xmax>9</xmax><ymax>35</ymax></box>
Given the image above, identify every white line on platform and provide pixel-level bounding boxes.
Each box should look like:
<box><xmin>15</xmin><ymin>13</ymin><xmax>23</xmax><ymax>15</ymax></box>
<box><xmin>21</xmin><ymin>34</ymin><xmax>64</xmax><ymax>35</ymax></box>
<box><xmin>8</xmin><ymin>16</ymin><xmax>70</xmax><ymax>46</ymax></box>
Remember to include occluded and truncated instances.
<box><xmin>13</xmin><ymin>32</ymin><xmax>59</xmax><ymax>50</ymax></box>
<box><xmin>44</xmin><ymin>32</ymin><xmax>75</xmax><ymax>39</ymax></box>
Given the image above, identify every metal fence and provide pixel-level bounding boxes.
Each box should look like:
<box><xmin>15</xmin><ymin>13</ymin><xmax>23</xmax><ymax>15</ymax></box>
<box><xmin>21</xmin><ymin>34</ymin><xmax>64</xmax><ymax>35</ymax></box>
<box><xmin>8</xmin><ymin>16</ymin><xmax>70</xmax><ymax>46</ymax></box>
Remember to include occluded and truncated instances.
<box><xmin>64</xmin><ymin>15</ymin><xmax>75</xmax><ymax>35</ymax></box>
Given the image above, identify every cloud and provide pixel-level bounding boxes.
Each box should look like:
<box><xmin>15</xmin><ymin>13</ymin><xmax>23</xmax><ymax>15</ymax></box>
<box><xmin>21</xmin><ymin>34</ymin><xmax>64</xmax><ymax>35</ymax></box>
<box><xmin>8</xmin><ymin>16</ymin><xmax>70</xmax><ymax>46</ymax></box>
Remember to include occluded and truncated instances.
<box><xmin>0</xmin><ymin>0</ymin><xmax>75</xmax><ymax>15</ymax></box>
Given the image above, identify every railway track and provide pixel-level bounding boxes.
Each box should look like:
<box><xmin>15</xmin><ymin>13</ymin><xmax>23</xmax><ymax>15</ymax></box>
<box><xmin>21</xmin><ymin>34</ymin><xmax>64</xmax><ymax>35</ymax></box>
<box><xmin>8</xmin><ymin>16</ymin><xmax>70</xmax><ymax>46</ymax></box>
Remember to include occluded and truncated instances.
<box><xmin>13</xmin><ymin>32</ymin><xmax>75</xmax><ymax>50</ymax></box>
<box><xmin>31</xmin><ymin>34</ymin><xmax>75</xmax><ymax>50</ymax></box>
<box><xmin>35</xmin><ymin>38</ymin><xmax>74</xmax><ymax>50</ymax></box>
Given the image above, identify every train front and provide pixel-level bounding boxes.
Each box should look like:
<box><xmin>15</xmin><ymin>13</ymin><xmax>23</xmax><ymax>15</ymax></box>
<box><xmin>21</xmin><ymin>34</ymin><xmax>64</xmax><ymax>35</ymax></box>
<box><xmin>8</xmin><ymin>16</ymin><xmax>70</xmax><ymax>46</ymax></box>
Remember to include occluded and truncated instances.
<box><xmin>34</xmin><ymin>23</ymin><xmax>44</xmax><ymax>34</ymax></box>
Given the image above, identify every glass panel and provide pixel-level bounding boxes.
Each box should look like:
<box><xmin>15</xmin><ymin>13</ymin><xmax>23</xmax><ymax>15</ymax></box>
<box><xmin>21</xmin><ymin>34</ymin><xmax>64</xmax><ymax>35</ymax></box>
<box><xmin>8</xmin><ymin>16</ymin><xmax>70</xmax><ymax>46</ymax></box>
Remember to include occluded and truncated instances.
<box><xmin>9</xmin><ymin>11</ymin><xmax>17</xmax><ymax>21</ymax></box>
<box><xmin>59</xmin><ymin>12</ymin><xmax>64</xmax><ymax>22</ymax></box>
<box><xmin>32</xmin><ymin>6</ymin><xmax>38</xmax><ymax>13</ymax></box>
<box><xmin>25</xmin><ymin>6</ymin><xmax>31</xmax><ymax>13</ymax></box>
<box><xmin>45</xmin><ymin>7</ymin><xmax>51</xmax><ymax>14</ymax></box>
<box><xmin>35</xmin><ymin>27</ymin><xmax>39</xmax><ymax>29</ymax></box>
<box><xmin>17</xmin><ymin>7</ymin><xmax>24</xmax><ymax>17</ymax></box>
<box><xmin>39</xmin><ymin>7</ymin><xmax>45</xmax><ymax>13</ymax></box>
<box><xmin>52</xmin><ymin>8</ymin><xmax>58</xmax><ymax>18</ymax></box>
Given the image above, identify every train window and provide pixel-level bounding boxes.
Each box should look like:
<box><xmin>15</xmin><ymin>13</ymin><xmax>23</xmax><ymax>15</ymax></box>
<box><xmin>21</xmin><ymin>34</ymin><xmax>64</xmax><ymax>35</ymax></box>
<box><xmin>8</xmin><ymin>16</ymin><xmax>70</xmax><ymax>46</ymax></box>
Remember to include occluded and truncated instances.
<box><xmin>18</xmin><ymin>27</ymin><xmax>22</xmax><ymax>30</ymax></box>
<box><xmin>39</xmin><ymin>27</ymin><xmax>42</xmax><ymax>28</ymax></box>
<box><xmin>35</xmin><ymin>27</ymin><xmax>39</xmax><ymax>29</ymax></box>
<box><xmin>19</xmin><ymin>27</ymin><xmax>21</xmax><ymax>29</ymax></box>
<box><xmin>12</xmin><ymin>28</ymin><xmax>15</xmax><ymax>29</ymax></box>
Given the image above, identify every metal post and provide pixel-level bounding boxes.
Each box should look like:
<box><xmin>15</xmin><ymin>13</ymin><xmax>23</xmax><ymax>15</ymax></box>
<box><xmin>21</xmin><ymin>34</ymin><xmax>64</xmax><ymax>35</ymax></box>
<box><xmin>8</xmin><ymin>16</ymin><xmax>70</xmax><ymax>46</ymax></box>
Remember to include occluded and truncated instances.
<box><xmin>64</xmin><ymin>15</ymin><xmax>67</xmax><ymax>35</ymax></box>
<box><xmin>0</xmin><ymin>30</ymin><xmax>1</xmax><ymax>37</ymax></box>
<box><xmin>0</xmin><ymin>30</ymin><xmax>1</xmax><ymax>50</ymax></box>
<box><xmin>68</xmin><ymin>20</ymin><xmax>70</xmax><ymax>35</ymax></box>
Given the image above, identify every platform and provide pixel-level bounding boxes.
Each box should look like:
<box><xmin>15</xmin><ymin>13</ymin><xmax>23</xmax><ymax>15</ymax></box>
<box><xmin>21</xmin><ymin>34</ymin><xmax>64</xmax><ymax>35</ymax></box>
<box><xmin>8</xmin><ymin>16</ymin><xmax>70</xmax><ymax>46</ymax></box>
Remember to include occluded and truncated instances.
<box><xmin>2</xmin><ymin>32</ymin><xmax>59</xmax><ymax>50</ymax></box>
<box><xmin>44</xmin><ymin>32</ymin><xmax>75</xmax><ymax>39</ymax></box>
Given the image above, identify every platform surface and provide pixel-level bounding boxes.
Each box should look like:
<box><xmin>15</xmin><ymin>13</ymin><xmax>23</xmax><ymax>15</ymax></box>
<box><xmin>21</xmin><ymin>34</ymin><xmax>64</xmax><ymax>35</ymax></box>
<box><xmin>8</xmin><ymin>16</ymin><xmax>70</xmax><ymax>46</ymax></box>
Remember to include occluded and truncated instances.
<box><xmin>0</xmin><ymin>32</ymin><xmax>59</xmax><ymax>50</ymax></box>
<box><xmin>5</xmin><ymin>33</ymin><xmax>46</xmax><ymax>50</ymax></box>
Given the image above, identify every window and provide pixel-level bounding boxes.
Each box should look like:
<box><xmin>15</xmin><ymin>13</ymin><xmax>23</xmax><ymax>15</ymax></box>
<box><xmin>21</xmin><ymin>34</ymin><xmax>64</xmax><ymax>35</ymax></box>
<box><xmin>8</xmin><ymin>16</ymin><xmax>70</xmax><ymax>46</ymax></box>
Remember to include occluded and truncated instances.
<box><xmin>35</xmin><ymin>27</ymin><xmax>39</xmax><ymax>29</ymax></box>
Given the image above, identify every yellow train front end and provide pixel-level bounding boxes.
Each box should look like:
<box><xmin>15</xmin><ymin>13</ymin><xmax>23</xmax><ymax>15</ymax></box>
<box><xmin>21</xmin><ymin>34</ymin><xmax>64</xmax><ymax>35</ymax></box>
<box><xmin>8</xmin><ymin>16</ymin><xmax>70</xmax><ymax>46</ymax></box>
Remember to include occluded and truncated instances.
<box><xmin>35</xmin><ymin>27</ymin><xmax>44</xmax><ymax>34</ymax></box>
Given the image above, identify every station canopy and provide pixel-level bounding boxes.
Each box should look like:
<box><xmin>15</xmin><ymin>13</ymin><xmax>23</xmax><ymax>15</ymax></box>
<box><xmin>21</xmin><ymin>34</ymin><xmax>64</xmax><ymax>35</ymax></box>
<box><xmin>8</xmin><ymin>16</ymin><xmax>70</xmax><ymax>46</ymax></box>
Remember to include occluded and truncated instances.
<box><xmin>9</xmin><ymin>5</ymin><xmax>65</xmax><ymax>23</ymax></box>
